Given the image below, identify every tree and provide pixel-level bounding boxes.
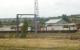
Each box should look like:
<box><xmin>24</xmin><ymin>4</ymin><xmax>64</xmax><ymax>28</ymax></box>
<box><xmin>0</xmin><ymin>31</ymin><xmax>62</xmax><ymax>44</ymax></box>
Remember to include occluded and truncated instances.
<box><xmin>20</xmin><ymin>19</ymin><xmax>28</xmax><ymax>38</ymax></box>
<box><xmin>10</xmin><ymin>20</ymin><xmax>16</xmax><ymax>25</ymax></box>
<box><xmin>0</xmin><ymin>21</ymin><xmax>3</xmax><ymax>27</ymax></box>
<box><xmin>39</xmin><ymin>18</ymin><xmax>46</xmax><ymax>27</ymax></box>
<box><xmin>62</xmin><ymin>14</ymin><xmax>70</xmax><ymax>22</ymax></box>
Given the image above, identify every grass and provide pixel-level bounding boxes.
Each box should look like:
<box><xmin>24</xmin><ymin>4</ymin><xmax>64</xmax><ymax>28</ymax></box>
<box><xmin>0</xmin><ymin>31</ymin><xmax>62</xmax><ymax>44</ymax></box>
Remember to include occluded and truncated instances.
<box><xmin>0</xmin><ymin>32</ymin><xmax>80</xmax><ymax>50</ymax></box>
<box><xmin>26</xmin><ymin>33</ymin><xmax>80</xmax><ymax>40</ymax></box>
<box><xmin>0</xmin><ymin>38</ymin><xmax>80</xmax><ymax>50</ymax></box>
<box><xmin>0</xmin><ymin>47</ymin><xmax>80</xmax><ymax>50</ymax></box>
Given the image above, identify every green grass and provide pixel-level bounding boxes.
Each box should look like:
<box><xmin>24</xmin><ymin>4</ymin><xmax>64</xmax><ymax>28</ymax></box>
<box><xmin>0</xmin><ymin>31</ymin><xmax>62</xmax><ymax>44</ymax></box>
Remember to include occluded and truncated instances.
<box><xmin>0</xmin><ymin>32</ymin><xmax>80</xmax><ymax>39</ymax></box>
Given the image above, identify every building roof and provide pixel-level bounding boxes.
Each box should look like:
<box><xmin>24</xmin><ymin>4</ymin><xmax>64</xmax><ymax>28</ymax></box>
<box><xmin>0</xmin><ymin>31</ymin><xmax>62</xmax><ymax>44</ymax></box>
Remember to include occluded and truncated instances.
<box><xmin>19</xmin><ymin>23</ymin><xmax>23</xmax><ymax>26</ymax></box>
<box><xmin>45</xmin><ymin>19</ymin><xmax>61</xmax><ymax>24</ymax></box>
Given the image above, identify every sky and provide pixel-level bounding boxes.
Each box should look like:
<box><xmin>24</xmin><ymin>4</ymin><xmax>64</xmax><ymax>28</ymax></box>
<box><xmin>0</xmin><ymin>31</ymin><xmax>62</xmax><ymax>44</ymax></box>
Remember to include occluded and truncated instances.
<box><xmin>0</xmin><ymin>0</ymin><xmax>80</xmax><ymax>18</ymax></box>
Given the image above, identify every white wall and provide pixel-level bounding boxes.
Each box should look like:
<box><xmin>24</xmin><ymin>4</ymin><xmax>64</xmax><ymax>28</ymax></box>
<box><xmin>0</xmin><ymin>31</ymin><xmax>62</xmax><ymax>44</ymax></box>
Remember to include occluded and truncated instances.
<box><xmin>46</xmin><ymin>25</ymin><xmax>77</xmax><ymax>31</ymax></box>
<box><xmin>0</xmin><ymin>26</ymin><xmax>15</xmax><ymax>31</ymax></box>
<box><xmin>46</xmin><ymin>25</ymin><xmax>63</xmax><ymax>31</ymax></box>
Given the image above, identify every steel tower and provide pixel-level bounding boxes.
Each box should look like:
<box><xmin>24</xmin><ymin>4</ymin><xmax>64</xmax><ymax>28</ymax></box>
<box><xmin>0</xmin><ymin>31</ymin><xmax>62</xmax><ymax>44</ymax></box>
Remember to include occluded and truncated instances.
<box><xmin>34</xmin><ymin>0</ymin><xmax>39</xmax><ymax>33</ymax></box>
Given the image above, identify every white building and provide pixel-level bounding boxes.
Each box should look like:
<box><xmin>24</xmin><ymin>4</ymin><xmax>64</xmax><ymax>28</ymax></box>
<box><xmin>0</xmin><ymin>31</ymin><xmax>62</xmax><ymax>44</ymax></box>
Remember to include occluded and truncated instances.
<box><xmin>0</xmin><ymin>26</ymin><xmax>16</xmax><ymax>31</ymax></box>
<box><xmin>45</xmin><ymin>19</ymin><xmax>77</xmax><ymax>31</ymax></box>
<box><xmin>19</xmin><ymin>23</ymin><xmax>31</xmax><ymax>31</ymax></box>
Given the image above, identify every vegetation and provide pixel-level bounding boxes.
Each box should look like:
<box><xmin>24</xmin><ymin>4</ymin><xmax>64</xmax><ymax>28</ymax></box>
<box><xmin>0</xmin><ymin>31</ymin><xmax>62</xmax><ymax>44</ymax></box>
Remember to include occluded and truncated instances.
<box><xmin>62</xmin><ymin>14</ymin><xmax>70</xmax><ymax>22</ymax></box>
<box><xmin>39</xmin><ymin>18</ymin><xmax>46</xmax><ymax>27</ymax></box>
<box><xmin>0</xmin><ymin>33</ymin><xmax>79</xmax><ymax>50</ymax></box>
<box><xmin>0</xmin><ymin>37</ymin><xmax>79</xmax><ymax>50</ymax></box>
<box><xmin>0</xmin><ymin>21</ymin><xmax>3</xmax><ymax>27</ymax></box>
<box><xmin>20</xmin><ymin>19</ymin><xmax>28</xmax><ymax>38</ymax></box>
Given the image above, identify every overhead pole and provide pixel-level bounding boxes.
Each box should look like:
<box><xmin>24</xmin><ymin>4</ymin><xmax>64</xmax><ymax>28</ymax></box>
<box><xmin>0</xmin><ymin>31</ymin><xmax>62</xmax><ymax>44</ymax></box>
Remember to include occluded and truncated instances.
<box><xmin>16</xmin><ymin>14</ymin><xmax>19</xmax><ymax>34</ymax></box>
<box><xmin>34</xmin><ymin>0</ymin><xmax>39</xmax><ymax>33</ymax></box>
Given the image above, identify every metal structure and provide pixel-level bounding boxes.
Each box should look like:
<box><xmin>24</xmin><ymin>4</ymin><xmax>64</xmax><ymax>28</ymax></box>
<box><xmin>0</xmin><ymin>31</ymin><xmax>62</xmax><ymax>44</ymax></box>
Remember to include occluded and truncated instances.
<box><xmin>16</xmin><ymin>14</ymin><xmax>35</xmax><ymax>34</ymax></box>
<box><xmin>34</xmin><ymin>0</ymin><xmax>39</xmax><ymax>33</ymax></box>
<box><xmin>16</xmin><ymin>0</ymin><xmax>39</xmax><ymax>33</ymax></box>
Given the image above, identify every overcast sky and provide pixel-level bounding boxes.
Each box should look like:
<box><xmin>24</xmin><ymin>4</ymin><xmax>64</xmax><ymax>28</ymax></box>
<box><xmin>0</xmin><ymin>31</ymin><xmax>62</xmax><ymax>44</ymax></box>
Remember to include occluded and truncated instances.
<box><xmin>0</xmin><ymin>0</ymin><xmax>80</xmax><ymax>18</ymax></box>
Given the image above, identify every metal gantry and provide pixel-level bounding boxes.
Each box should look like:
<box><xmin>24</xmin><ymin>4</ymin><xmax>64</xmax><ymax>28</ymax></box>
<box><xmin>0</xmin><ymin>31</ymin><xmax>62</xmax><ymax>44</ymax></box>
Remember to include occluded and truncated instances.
<box><xmin>16</xmin><ymin>0</ymin><xmax>39</xmax><ymax>34</ymax></box>
<box><xmin>16</xmin><ymin>14</ymin><xmax>35</xmax><ymax>34</ymax></box>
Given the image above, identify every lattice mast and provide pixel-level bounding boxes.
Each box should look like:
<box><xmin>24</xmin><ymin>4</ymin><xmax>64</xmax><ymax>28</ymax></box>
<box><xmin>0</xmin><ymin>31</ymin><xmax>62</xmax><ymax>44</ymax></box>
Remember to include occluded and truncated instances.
<box><xmin>34</xmin><ymin>0</ymin><xmax>39</xmax><ymax>33</ymax></box>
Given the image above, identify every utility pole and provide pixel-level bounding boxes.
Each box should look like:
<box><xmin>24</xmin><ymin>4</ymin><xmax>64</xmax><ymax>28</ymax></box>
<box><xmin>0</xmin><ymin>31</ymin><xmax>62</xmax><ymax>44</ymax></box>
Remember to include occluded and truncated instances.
<box><xmin>16</xmin><ymin>14</ymin><xmax>19</xmax><ymax>34</ymax></box>
<box><xmin>34</xmin><ymin>0</ymin><xmax>39</xmax><ymax>33</ymax></box>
